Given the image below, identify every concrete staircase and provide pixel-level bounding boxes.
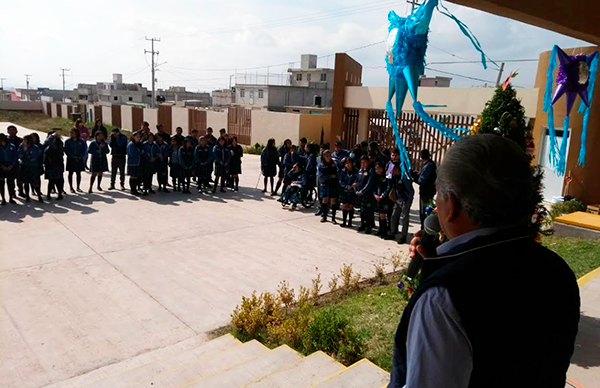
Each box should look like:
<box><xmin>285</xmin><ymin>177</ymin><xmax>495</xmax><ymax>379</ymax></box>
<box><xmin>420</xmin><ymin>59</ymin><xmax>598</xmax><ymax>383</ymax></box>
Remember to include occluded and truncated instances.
<box><xmin>43</xmin><ymin>334</ymin><xmax>390</xmax><ymax>388</ymax></box>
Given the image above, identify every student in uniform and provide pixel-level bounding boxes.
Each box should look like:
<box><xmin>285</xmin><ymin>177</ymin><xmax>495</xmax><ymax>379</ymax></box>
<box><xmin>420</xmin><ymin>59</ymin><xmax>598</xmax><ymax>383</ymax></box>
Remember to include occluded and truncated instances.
<box><xmin>332</xmin><ymin>141</ymin><xmax>350</xmax><ymax>168</ymax></box>
<box><xmin>156</xmin><ymin>124</ymin><xmax>171</xmax><ymax>145</ymax></box>
<box><xmin>338</xmin><ymin>157</ymin><xmax>358</xmax><ymax>228</ymax></box>
<box><xmin>302</xmin><ymin>142</ymin><xmax>317</xmax><ymax>202</ymax></box>
<box><xmin>91</xmin><ymin>119</ymin><xmax>108</xmax><ymax>140</ymax></box>
<box><xmin>126</xmin><ymin>131</ymin><xmax>143</xmax><ymax>196</ymax></box>
<box><xmin>260</xmin><ymin>138</ymin><xmax>279</xmax><ymax>194</ymax></box>
<box><xmin>6</xmin><ymin>125</ymin><xmax>23</xmax><ymax>197</ymax></box>
<box><xmin>281</xmin><ymin>144</ymin><xmax>300</xmax><ymax>196</ymax></box>
<box><xmin>273</xmin><ymin>139</ymin><xmax>291</xmax><ymax>195</ymax></box>
<box><xmin>75</xmin><ymin>118</ymin><xmax>90</xmax><ymax>142</ymax></box>
<box><xmin>18</xmin><ymin>135</ymin><xmax>43</xmax><ymax>202</ymax></box>
<box><xmin>173</xmin><ymin>127</ymin><xmax>185</xmax><ymax>147</ymax></box>
<box><xmin>297</xmin><ymin>137</ymin><xmax>308</xmax><ymax>158</ymax></box>
<box><xmin>155</xmin><ymin>132</ymin><xmax>171</xmax><ymax>193</ymax></box>
<box><xmin>178</xmin><ymin>138</ymin><xmax>195</xmax><ymax>194</ymax></box>
<box><xmin>212</xmin><ymin>136</ymin><xmax>230</xmax><ymax>193</ymax></box>
<box><xmin>355</xmin><ymin>155</ymin><xmax>375</xmax><ymax>234</ymax></box>
<box><xmin>142</xmin><ymin>133</ymin><xmax>159</xmax><ymax>195</ymax></box>
<box><xmin>0</xmin><ymin>133</ymin><xmax>18</xmax><ymax>205</ymax></box>
<box><xmin>373</xmin><ymin>161</ymin><xmax>392</xmax><ymax>238</ymax></box>
<box><xmin>31</xmin><ymin>133</ymin><xmax>45</xmax><ymax>186</ymax></box>
<box><xmin>205</xmin><ymin>127</ymin><xmax>217</xmax><ymax>149</ymax></box>
<box><xmin>109</xmin><ymin>128</ymin><xmax>128</xmax><ymax>191</ymax></box>
<box><xmin>140</xmin><ymin>122</ymin><xmax>151</xmax><ymax>142</ymax></box>
<box><xmin>280</xmin><ymin>163</ymin><xmax>304</xmax><ymax>208</ymax></box>
<box><xmin>190</xmin><ymin>129</ymin><xmax>200</xmax><ymax>148</ymax></box>
<box><xmin>169</xmin><ymin>137</ymin><xmax>181</xmax><ymax>191</ymax></box>
<box><xmin>194</xmin><ymin>136</ymin><xmax>212</xmax><ymax>193</ymax></box>
<box><xmin>317</xmin><ymin>150</ymin><xmax>339</xmax><ymax>223</ymax></box>
<box><xmin>229</xmin><ymin>136</ymin><xmax>243</xmax><ymax>192</ymax></box>
<box><xmin>44</xmin><ymin>132</ymin><xmax>65</xmax><ymax>201</ymax></box>
<box><xmin>388</xmin><ymin>162</ymin><xmax>414</xmax><ymax>244</ymax></box>
<box><xmin>314</xmin><ymin>142</ymin><xmax>330</xmax><ymax>217</ymax></box>
<box><xmin>87</xmin><ymin>131</ymin><xmax>110</xmax><ymax>193</ymax></box>
<box><xmin>64</xmin><ymin>127</ymin><xmax>87</xmax><ymax>193</ymax></box>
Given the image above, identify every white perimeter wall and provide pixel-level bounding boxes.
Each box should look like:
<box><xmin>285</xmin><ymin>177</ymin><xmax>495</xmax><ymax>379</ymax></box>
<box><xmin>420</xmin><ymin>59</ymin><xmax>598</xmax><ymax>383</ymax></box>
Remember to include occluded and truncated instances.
<box><xmin>102</xmin><ymin>106</ymin><xmax>112</xmax><ymax>126</ymax></box>
<box><xmin>251</xmin><ymin>110</ymin><xmax>301</xmax><ymax>145</ymax></box>
<box><xmin>121</xmin><ymin>105</ymin><xmax>133</xmax><ymax>131</ymax></box>
<box><xmin>172</xmin><ymin>107</ymin><xmax>189</xmax><ymax>136</ymax></box>
<box><xmin>143</xmin><ymin>108</ymin><xmax>158</xmax><ymax>130</ymax></box>
<box><xmin>51</xmin><ymin>103</ymin><xmax>58</xmax><ymax>118</ymax></box>
<box><xmin>207</xmin><ymin>111</ymin><xmax>228</xmax><ymax>132</ymax></box>
<box><xmin>344</xmin><ymin>86</ymin><xmax>539</xmax><ymax>117</ymax></box>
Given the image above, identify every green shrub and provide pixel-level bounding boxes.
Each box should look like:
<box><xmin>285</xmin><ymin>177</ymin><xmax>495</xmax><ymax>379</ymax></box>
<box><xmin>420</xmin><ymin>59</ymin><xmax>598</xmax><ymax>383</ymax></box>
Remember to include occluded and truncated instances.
<box><xmin>302</xmin><ymin>309</ymin><xmax>364</xmax><ymax>365</ymax></box>
<box><xmin>244</xmin><ymin>142</ymin><xmax>265</xmax><ymax>155</ymax></box>
<box><xmin>543</xmin><ymin>199</ymin><xmax>586</xmax><ymax>230</ymax></box>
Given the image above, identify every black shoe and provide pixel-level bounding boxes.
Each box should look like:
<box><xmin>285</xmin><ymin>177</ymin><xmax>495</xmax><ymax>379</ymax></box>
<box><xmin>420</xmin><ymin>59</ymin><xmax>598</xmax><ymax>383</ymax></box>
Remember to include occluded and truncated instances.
<box><xmin>340</xmin><ymin>222</ymin><xmax>346</xmax><ymax>227</ymax></box>
<box><xmin>121</xmin><ymin>185</ymin><xmax>126</xmax><ymax>190</ymax></box>
<box><xmin>315</xmin><ymin>210</ymin><xmax>323</xmax><ymax>216</ymax></box>
<box><xmin>332</xmin><ymin>218</ymin><xmax>338</xmax><ymax>225</ymax></box>
<box><xmin>357</xmin><ymin>224</ymin><xmax>366</xmax><ymax>232</ymax></box>
<box><xmin>262</xmin><ymin>189</ymin><xmax>267</xmax><ymax>193</ymax></box>
<box><xmin>1</xmin><ymin>199</ymin><xmax>6</xmax><ymax>206</ymax></box>
<box><xmin>220</xmin><ymin>188</ymin><xmax>226</xmax><ymax>193</ymax></box>
<box><xmin>108</xmin><ymin>186</ymin><xmax>115</xmax><ymax>190</ymax></box>
<box><xmin>397</xmin><ymin>236</ymin><xmax>407</xmax><ymax>244</ymax></box>
<box><xmin>25</xmin><ymin>196</ymin><xmax>31</xmax><ymax>202</ymax></box>
<box><xmin>365</xmin><ymin>227</ymin><xmax>372</xmax><ymax>234</ymax></box>
<box><xmin>57</xmin><ymin>195</ymin><xmax>64</xmax><ymax>200</ymax></box>
<box><xmin>38</xmin><ymin>196</ymin><xmax>44</xmax><ymax>203</ymax></box>
<box><xmin>142</xmin><ymin>192</ymin><xmax>148</xmax><ymax>197</ymax></box>
<box><xmin>320</xmin><ymin>215</ymin><xmax>327</xmax><ymax>223</ymax></box>
<box><xmin>149</xmin><ymin>189</ymin><xmax>156</xmax><ymax>194</ymax></box>
<box><xmin>9</xmin><ymin>199</ymin><xmax>16</xmax><ymax>204</ymax></box>
<box><xmin>97</xmin><ymin>186</ymin><xmax>103</xmax><ymax>191</ymax></box>
<box><xmin>163</xmin><ymin>188</ymin><xmax>170</xmax><ymax>193</ymax></box>
<box><xmin>77</xmin><ymin>188</ymin><xmax>83</xmax><ymax>192</ymax></box>
<box><xmin>46</xmin><ymin>195</ymin><xmax>51</xmax><ymax>201</ymax></box>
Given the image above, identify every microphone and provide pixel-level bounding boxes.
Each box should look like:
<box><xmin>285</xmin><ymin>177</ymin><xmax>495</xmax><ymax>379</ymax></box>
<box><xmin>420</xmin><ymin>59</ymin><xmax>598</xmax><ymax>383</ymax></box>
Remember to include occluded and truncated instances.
<box><xmin>406</xmin><ymin>214</ymin><xmax>441</xmax><ymax>279</ymax></box>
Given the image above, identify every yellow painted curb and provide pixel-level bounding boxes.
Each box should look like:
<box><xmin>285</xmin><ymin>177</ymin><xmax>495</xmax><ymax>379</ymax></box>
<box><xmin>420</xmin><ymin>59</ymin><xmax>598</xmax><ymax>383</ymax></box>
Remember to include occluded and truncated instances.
<box><xmin>578</xmin><ymin>266</ymin><xmax>600</xmax><ymax>288</ymax></box>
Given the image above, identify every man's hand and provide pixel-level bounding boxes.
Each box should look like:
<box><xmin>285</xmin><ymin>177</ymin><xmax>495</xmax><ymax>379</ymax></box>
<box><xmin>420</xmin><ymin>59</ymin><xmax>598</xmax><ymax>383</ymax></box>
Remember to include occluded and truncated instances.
<box><xmin>408</xmin><ymin>230</ymin><xmax>435</xmax><ymax>260</ymax></box>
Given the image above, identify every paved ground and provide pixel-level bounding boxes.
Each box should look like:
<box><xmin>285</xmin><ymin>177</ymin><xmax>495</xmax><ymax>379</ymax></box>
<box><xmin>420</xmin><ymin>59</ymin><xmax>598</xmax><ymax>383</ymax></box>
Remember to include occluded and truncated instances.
<box><xmin>0</xmin><ymin>123</ymin><xmax>416</xmax><ymax>388</ymax></box>
<box><xmin>567</xmin><ymin>275</ymin><xmax>600</xmax><ymax>388</ymax></box>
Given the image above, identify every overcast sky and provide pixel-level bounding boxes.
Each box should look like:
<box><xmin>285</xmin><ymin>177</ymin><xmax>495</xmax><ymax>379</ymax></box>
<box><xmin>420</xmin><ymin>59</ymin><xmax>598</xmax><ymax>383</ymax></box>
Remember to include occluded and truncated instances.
<box><xmin>0</xmin><ymin>0</ymin><xmax>590</xmax><ymax>92</ymax></box>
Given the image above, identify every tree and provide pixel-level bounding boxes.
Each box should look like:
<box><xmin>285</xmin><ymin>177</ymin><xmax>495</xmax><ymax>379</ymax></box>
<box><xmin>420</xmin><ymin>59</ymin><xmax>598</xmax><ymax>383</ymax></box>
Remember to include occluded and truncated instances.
<box><xmin>477</xmin><ymin>84</ymin><xmax>548</xmax><ymax>235</ymax></box>
<box><xmin>479</xmin><ymin>84</ymin><xmax>528</xmax><ymax>150</ymax></box>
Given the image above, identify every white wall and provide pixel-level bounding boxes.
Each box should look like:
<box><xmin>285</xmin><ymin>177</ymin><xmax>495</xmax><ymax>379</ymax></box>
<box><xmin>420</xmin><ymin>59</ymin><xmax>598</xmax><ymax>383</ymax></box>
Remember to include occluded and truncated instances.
<box><xmin>251</xmin><ymin>110</ymin><xmax>301</xmax><ymax>145</ymax></box>
<box><xmin>102</xmin><ymin>106</ymin><xmax>112</xmax><ymax>126</ymax></box>
<box><xmin>143</xmin><ymin>108</ymin><xmax>158</xmax><ymax>130</ymax></box>
<box><xmin>344</xmin><ymin>86</ymin><xmax>540</xmax><ymax>117</ymax></box>
<box><xmin>51</xmin><ymin>103</ymin><xmax>58</xmax><ymax>118</ymax></box>
<box><xmin>207</xmin><ymin>110</ymin><xmax>228</xmax><ymax>132</ymax></box>
<box><xmin>121</xmin><ymin>105</ymin><xmax>133</xmax><ymax>131</ymax></box>
<box><xmin>172</xmin><ymin>106</ymin><xmax>189</xmax><ymax>135</ymax></box>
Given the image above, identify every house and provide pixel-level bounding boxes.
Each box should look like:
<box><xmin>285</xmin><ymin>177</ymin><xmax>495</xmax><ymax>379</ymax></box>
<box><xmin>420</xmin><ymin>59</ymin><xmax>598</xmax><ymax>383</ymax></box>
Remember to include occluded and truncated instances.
<box><xmin>418</xmin><ymin>76</ymin><xmax>452</xmax><ymax>87</ymax></box>
<box><xmin>77</xmin><ymin>74</ymin><xmax>151</xmax><ymax>105</ymax></box>
<box><xmin>157</xmin><ymin>86</ymin><xmax>212</xmax><ymax>107</ymax></box>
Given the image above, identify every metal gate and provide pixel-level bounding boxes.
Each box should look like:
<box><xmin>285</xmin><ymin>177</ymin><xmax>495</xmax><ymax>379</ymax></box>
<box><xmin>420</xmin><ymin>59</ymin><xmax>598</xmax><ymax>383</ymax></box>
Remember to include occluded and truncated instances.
<box><xmin>158</xmin><ymin>105</ymin><xmax>173</xmax><ymax>134</ymax></box>
<box><xmin>341</xmin><ymin>108</ymin><xmax>359</xmax><ymax>148</ymax></box>
<box><xmin>132</xmin><ymin>107</ymin><xmax>144</xmax><ymax>132</ymax></box>
<box><xmin>94</xmin><ymin>106</ymin><xmax>103</xmax><ymax>123</ymax></box>
<box><xmin>227</xmin><ymin>106</ymin><xmax>252</xmax><ymax>145</ymax></box>
<box><xmin>368</xmin><ymin>109</ymin><xmax>474</xmax><ymax>170</ymax></box>
<box><xmin>111</xmin><ymin>105</ymin><xmax>122</xmax><ymax>128</ymax></box>
<box><xmin>188</xmin><ymin>109</ymin><xmax>207</xmax><ymax>134</ymax></box>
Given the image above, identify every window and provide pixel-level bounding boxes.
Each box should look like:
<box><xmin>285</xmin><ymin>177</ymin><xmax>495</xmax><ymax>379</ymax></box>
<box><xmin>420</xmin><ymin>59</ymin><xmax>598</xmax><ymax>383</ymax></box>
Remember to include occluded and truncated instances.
<box><xmin>296</xmin><ymin>73</ymin><xmax>303</xmax><ymax>81</ymax></box>
<box><xmin>320</xmin><ymin>73</ymin><xmax>327</xmax><ymax>82</ymax></box>
<box><xmin>114</xmin><ymin>96</ymin><xmax>118</xmax><ymax>101</ymax></box>
<box><xmin>128</xmin><ymin>96</ymin><xmax>133</xmax><ymax>101</ymax></box>
<box><xmin>307</xmin><ymin>74</ymin><xmax>312</xmax><ymax>82</ymax></box>
<box><xmin>240</xmin><ymin>89</ymin><xmax>245</xmax><ymax>97</ymax></box>
<box><xmin>258</xmin><ymin>89</ymin><xmax>264</xmax><ymax>99</ymax></box>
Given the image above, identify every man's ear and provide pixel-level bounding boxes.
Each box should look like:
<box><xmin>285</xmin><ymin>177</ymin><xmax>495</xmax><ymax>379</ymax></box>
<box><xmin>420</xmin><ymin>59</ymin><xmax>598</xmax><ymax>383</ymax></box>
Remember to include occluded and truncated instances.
<box><xmin>446</xmin><ymin>194</ymin><xmax>461</xmax><ymax>222</ymax></box>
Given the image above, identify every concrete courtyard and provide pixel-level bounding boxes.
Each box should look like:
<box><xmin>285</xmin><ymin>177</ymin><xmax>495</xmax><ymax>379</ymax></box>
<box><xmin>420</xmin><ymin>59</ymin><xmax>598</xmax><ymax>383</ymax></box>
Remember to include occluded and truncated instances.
<box><xmin>0</xmin><ymin>123</ymin><xmax>416</xmax><ymax>388</ymax></box>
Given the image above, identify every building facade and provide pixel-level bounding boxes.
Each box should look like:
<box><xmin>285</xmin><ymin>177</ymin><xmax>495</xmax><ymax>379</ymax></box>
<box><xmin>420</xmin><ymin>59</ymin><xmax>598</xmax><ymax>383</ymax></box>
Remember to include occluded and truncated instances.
<box><xmin>76</xmin><ymin>73</ymin><xmax>151</xmax><ymax>105</ymax></box>
<box><xmin>418</xmin><ymin>76</ymin><xmax>452</xmax><ymax>87</ymax></box>
<box><xmin>211</xmin><ymin>89</ymin><xmax>235</xmax><ymax>107</ymax></box>
<box><xmin>157</xmin><ymin>86</ymin><xmax>212</xmax><ymax>107</ymax></box>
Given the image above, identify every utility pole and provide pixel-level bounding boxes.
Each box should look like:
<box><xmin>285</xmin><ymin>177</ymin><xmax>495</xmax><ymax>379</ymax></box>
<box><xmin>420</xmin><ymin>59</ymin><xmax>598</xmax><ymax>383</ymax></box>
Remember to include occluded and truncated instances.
<box><xmin>495</xmin><ymin>62</ymin><xmax>505</xmax><ymax>87</ymax></box>
<box><xmin>60</xmin><ymin>68</ymin><xmax>70</xmax><ymax>102</ymax></box>
<box><xmin>407</xmin><ymin>0</ymin><xmax>420</xmax><ymax>11</ymax></box>
<box><xmin>25</xmin><ymin>74</ymin><xmax>32</xmax><ymax>89</ymax></box>
<box><xmin>145</xmin><ymin>36</ymin><xmax>160</xmax><ymax>107</ymax></box>
<box><xmin>0</xmin><ymin>78</ymin><xmax>5</xmax><ymax>101</ymax></box>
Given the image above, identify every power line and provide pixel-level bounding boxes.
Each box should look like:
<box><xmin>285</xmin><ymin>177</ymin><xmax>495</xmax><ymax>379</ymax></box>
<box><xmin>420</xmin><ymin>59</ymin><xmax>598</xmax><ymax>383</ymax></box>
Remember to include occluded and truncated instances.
<box><xmin>167</xmin><ymin>40</ymin><xmax>386</xmax><ymax>74</ymax></box>
<box><xmin>164</xmin><ymin>0</ymin><xmax>397</xmax><ymax>38</ymax></box>
<box><xmin>424</xmin><ymin>66</ymin><xmax>496</xmax><ymax>84</ymax></box>
<box><xmin>427</xmin><ymin>59</ymin><xmax>538</xmax><ymax>65</ymax></box>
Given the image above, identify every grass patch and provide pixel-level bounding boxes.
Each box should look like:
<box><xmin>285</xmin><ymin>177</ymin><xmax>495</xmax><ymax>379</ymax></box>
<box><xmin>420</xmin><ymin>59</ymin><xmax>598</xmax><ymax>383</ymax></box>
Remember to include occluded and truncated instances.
<box><xmin>314</xmin><ymin>281</ymin><xmax>406</xmax><ymax>371</ymax></box>
<box><xmin>542</xmin><ymin>236</ymin><xmax>600</xmax><ymax>278</ymax></box>
<box><xmin>0</xmin><ymin>110</ymin><xmax>123</xmax><ymax>136</ymax></box>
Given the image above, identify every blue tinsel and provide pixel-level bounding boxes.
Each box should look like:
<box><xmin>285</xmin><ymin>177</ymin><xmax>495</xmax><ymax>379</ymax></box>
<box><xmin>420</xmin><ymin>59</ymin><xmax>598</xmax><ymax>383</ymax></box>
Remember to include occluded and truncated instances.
<box><xmin>556</xmin><ymin>115</ymin><xmax>570</xmax><ymax>176</ymax></box>
<box><xmin>543</xmin><ymin>45</ymin><xmax>559</xmax><ymax>169</ymax></box>
<box><xmin>576</xmin><ymin>52</ymin><xmax>598</xmax><ymax>166</ymax></box>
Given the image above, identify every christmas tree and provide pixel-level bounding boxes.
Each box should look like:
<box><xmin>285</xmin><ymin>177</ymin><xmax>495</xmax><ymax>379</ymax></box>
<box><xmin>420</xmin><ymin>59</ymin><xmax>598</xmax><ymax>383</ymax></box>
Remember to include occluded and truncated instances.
<box><xmin>479</xmin><ymin>84</ymin><xmax>528</xmax><ymax>150</ymax></box>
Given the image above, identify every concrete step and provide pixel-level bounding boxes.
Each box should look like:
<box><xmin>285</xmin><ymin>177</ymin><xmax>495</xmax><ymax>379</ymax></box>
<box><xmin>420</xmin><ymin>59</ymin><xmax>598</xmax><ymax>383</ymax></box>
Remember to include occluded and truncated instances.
<box><xmin>187</xmin><ymin>345</ymin><xmax>302</xmax><ymax>388</ymax></box>
<box><xmin>128</xmin><ymin>340</ymin><xmax>270</xmax><ymax>388</ymax></box>
<box><xmin>241</xmin><ymin>351</ymin><xmax>346</xmax><ymax>388</ymax></box>
<box><xmin>311</xmin><ymin>359</ymin><xmax>390</xmax><ymax>388</ymax></box>
<box><xmin>42</xmin><ymin>334</ymin><xmax>217</xmax><ymax>388</ymax></box>
<box><xmin>81</xmin><ymin>334</ymin><xmax>241</xmax><ymax>388</ymax></box>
